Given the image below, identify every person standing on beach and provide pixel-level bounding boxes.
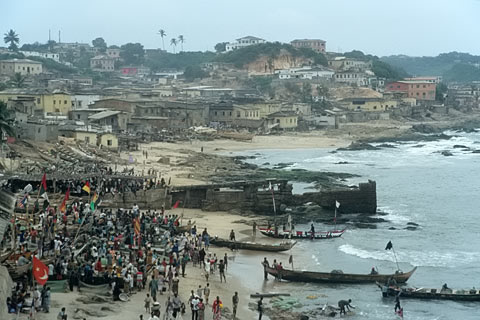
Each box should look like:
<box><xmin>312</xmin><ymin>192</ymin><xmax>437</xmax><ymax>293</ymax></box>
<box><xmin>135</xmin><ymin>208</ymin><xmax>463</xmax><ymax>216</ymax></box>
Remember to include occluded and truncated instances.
<box><xmin>257</xmin><ymin>297</ymin><xmax>263</xmax><ymax>320</ymax></box>
<box><xmin>219</xmin><ymin>260</ymin><xmax>226</xmax><ymax>283</ymax></box>
<box><xmin>145</xmin><ymin>293</ymin><xmax>152</xmax><ymax>314</ymax></box>
<box><xmin>232</xmin><ymin>292</ymin><xmax>239</xmax><ymax>319</ymax></box>
<box><xmin>262</xmin><ymin>258</ymin><xmax>270</xmax><ymax>280</ymax></box>
<box><xmin>223</xmin><ymin>253</ymin><xmax>228</xmax><ymax>270</ymax></box>
<box><xmin>203</xmin><ymin>283</ymin><xmax>210</xmax><ymax>305</ymax></box>
<box><xmin>253</xmin><ymin>221</ymin><xmax>257</xmax><ymax>237</ymax></box>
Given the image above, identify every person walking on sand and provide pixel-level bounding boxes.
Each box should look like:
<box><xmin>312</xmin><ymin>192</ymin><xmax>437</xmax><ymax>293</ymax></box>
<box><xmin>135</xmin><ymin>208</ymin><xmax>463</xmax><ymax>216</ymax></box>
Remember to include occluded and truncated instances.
<box><xmin>197</xmin><ymin>298</ymin><xmax>205</xmax><ymax>320</ymax></box>
<box><xmin>232</xmin><ymin>292</ymin><xmax>239</xmax><ymax>319</ymax></box>
<box><xmin>203</xmin><ymin>283</ymin><xmax>210</xmax><ymax>305</ymax></box>
<box><xmin>145</xmin><ymin>293</ymin><xmax>152</xmax><ymax>314</ymax></box>
<box><xmin>212</xmin><ymin>296</ymin><xmax>222</xmax><ymax>320</ymax></box>
<box><xmin>262</xmin><ymin>257</ymin><xmax>270</xmax><ymax>280</ymax></box>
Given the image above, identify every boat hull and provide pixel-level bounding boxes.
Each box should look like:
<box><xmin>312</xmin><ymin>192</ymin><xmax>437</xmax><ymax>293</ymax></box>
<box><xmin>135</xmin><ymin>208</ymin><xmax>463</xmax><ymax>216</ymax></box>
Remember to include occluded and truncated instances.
<box><xmin>383</xmin><ymin>286</ymin><xmax>480</xmax><ymax>301</ymax></box>
<box><xmin>265</xmin><ymin>266</ymin><xmax>416</xmax><ymax>284</ymax></box>
<box><xmin>259</xmin><ymin>228</ymin><xmax>345</xmax><ymax>240</ymax></box>
<box><xmin>211</xmin><ymin>238</ymin><xmax>296</xmax><ymax>252</ymax></box>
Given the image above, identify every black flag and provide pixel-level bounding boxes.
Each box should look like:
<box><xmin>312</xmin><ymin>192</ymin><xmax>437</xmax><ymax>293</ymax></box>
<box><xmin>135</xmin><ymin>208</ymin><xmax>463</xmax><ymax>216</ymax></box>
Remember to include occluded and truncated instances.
<box><xmin>385</xmin><ymin>241</ymin><xmax>393</xmax><ymax>250</ymax></box>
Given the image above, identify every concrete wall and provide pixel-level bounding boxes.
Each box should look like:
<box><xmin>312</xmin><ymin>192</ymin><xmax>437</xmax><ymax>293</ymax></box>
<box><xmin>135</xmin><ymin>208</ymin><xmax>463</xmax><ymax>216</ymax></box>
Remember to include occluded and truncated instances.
<box><xmin>101</xmin><ymin>188</ymin><xmax>172</xmax><ymax>209</ymax></box>
<box><xmin>19</xmin><ymin>122</ymin><xmax>59</xmax><ymax>142</ymax></box>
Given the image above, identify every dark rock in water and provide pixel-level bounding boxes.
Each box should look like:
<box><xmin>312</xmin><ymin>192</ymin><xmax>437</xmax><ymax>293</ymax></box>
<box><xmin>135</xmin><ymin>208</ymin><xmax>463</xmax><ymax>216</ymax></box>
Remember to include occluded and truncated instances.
<box><xmin>462</xmin><ymin>148</ymin><xmax>471</xmax><ymax>152</ymax></box>
<box><xmin>354</xmin><ymin>223</ymin><xmax>377</xmax><ymax>229</ymax></box>
<box><xmin>273</xmin><ymin>162</ymin><xmax>294</xmax><ymax>169</ymax></box>
<box><xmin>329</xmin><ymin>150</ymin><xmax>337</xmax><ymax>154</ymax></box>
<box><xmin>377</xmin><ymin>143</ymin><xmax>397</xmax><ymax>148</ymax></box>
<box><xmin>233</xmin><ymin>155</ymin><xmax>256</xmax><ymax>160</ymax></box>
<box><xmin>412</xmin><ymin>144</ymin><xmax>425</xmax><ymax>148</ymax></box>
<box><xmin>440</xmin><ymin>150</ymin><xmax>453</xmax><ymax>157</ymax></box>
<box><xmin>337</xmin><ymin>142</ymin><xmax>379</xmax><ymax>151</ymax></box>
<box><xmin>472</xmin><ymin>150</ymin><xmax>480</xmax><ymax>154</ymax></box>
<box><xmin>407</xmin><ymin>222</ymin><xmax>419</xmax><ymax>226</ymax></box>
<box><xmin>262</xmin><ymin>162</ymin><xmax>270</xmax><ymax>165</ymax></box>
<box><xmin>453</xmin><ymin>145</ymin><xmax>468</xmax><ymax>149</ymax></box>
<box><xmin>389</xmin><ymin>227</ymin><xmax>397</xmax><ymax>230</ymax></box>
<box><xmin>412</xmin><ymin>124</ymin><xmax>439</xmax><ymax>134</ymax></box>
<box><xmin>335</xmin><ymin>161</ymin><xmax>349</xmax><ymax>164</ymax></box>
<box><xmin>404</xmin><ymin>226</ymin><xmax>417</xmax><ymax>231</ymax></box>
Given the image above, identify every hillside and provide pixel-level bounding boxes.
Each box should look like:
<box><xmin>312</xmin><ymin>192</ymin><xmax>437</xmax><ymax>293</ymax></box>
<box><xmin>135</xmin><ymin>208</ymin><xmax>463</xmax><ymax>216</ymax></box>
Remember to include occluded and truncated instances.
<box><xmin>215</xmin><ymin>42</ymin><xmax>328</xmax><ymax>74</ymax></box>
<box><xmin>381</xmin><ymin>52</ymin><xmax>480</xmax><ymax>82</ymax></box>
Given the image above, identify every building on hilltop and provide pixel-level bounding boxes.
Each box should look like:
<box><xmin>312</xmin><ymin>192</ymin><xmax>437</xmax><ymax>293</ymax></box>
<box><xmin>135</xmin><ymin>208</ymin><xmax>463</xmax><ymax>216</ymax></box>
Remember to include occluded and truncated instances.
<box><xmin>385</xmin><ymin>80</ymin><xmax>436</xmax><ymax>101</ymax></box>
<box><xmin>0</xmin><ymin>59</ymin><xmax>43</xmax><ymax>76</ymax></box>
<box><xmin>0</xmin><ymin>88</ymin><xmax>71</xmax><ymax>115</ymax></box>
<box><xmin>20</xmin><ymin>51</ymin><xmax>60</xmax><ymax>62</ymax></box>
<box><xmin>265</xmin><ymin>111</ymin><xmax>298</xmax><ymax>130</ymax></box>
<box><xmin>225</xmin><ymin>36</ymin><xmax>266</xmax><ymax>51</ymax></box>
<box><xmin>338</xmin><ymin>97</ymin><xmax>398</xmax><ymax>112</ymax></box>
<box><xmin>290</xmin><ymin>39</ymin><xmax>326</xmax><ymax>53</ymax></box>
<box><xmin>90</xmin><ymin>55</ymin><xmax>115</xmax><ymax>72</ymax></box>
<box><xmin>106</xmin><ymin>48</ymin><xmax>121</xmax><ymax>61</ymax></box>
<box><xmin>328</xmin><ymin>57</ymin><xmax>371</xmax><ymax>71</ymax></box>
<box><xmin>334</xmin><ymin>71</ymin><xmax>369</xmax><ymax>86</ymax></box>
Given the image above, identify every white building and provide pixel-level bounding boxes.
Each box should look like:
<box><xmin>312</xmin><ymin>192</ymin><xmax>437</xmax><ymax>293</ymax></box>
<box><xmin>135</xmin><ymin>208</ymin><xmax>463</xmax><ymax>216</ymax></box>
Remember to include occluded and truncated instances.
<box><xmin>71</xmin><ymin>94</ymin><xmax>102</xmax><ymax>109</ymax></box>
<box><xmin>334</xmin><ymin>71</ymin><xmax>369</xmax><ymax>86</ymax></box>
<box><xmin>226</xmin><ymin>36</ymin><xmax>266</xmax><ymax>51</ymax></box>
<box><xmin>277</xmin><ymin>67</ymin><xmax>334</xmax><ymax>80</ymax></box>
<box><xmin>20</xmin><ymin>51</ymin><xmax>60</xmax><ymax>62</ymax></box>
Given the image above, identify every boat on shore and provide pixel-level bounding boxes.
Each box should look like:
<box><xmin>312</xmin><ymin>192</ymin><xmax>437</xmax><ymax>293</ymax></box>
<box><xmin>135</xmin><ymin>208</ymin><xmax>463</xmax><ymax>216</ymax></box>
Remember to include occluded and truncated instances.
<box><xmin>377</xmin><ymin>283</ymin><xmax>480</xmax><ymax>301</ymax></box>
<box><xmin>211</xmin><ymin>237</ymin><xmax>296</xmax><ymax>252</ymax></box>
<box><xmin>264</xmin><ymin>265</ymin><xmax>417</xmax><ymax>284</ymax></box>
<box><xmin>259</xmin><ymin>227</ymin><xmax>346</xmax><ymax>240</ymax></box>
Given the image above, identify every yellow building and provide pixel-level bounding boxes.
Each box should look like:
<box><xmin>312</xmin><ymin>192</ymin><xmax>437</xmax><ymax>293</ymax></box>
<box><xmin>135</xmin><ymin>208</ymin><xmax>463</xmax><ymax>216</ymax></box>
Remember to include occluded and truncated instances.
<box><xmin>73</xmin><ymin>131</ymin><xmax>98</xmax><ymax>145</ymax></box>
<box><xmin>266</xmin><ymin>111</ymin><xmax>298</xmax><ymax>129</ymax></box>
<box><xmin>98</xmin><ymin>133</ymin><xmax>118</xmax><ymax>150</ymax></box>
<box><xmin>0</xmin><ymin>89</ymin><xmax>72</xmax><ymax>115</ymax></box>
<box><xmin>341</xmin><ymin>98</ymin><xmax>398</xmax><ymax>112</ymax></box>
<box><xmin>0</xmin><ymin>59</ymin><xmax>43</xmax><ymax>76</ymax></box>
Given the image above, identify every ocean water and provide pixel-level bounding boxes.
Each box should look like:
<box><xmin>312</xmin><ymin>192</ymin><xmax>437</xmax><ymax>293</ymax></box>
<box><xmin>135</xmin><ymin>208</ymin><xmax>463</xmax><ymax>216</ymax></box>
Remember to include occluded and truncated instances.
<box><xmin>228</xmin><ymin>131</ymin><xmax>480</xmax><ymax>319</ymax></box>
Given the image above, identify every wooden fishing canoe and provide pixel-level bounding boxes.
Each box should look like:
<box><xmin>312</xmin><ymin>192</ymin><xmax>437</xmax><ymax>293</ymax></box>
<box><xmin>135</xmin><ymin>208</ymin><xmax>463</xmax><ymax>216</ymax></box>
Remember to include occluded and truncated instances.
<box><xmin>378</xmin><ymin>283</ymin><xmax>480</xmax><ymax>301</ymax></box>
<box><xmin>259</xmin><ymin>227</ymin><xmax>346</xmax><ymax>240</ymax></box>
<box><xmin>211</xmin><ymin>238</ymin><xmax>296</xmax><ymax>252</ymax></box>
<box><xmin>264</xmin><ymin>265</ymin><xmax>417</xmax><ymax>284</ymax></box>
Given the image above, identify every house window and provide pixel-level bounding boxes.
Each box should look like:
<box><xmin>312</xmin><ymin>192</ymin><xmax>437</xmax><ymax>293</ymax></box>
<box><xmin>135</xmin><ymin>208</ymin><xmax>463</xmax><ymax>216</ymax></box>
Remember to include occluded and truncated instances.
<box><xmin>374</xmin><ymin>106</ymin><xmax>377</xmax><ymax>110</ymax></box>
<box><xmin>416</xmin><ymin>85</ymin><xmax>419</xmax><ymax>88</ymax></box>
<box><xmin>37</xmin><ymin>98</ymin><xmax>40</xmax><ymax>104</ymax></box>
<box><xmin>38</xmin><ymin>128</ymin><xmax>41</xmax><ymax>133</ymax></box>
<box><xmin>237</xmin><ymin>112</ymin><xmax>240</xmax><ymax>118</ymax></box>
<box><xmin>229</xmin><ymin>112</ymin><xmax>232</xmax><ymax>116</ymax></box>
<box><xmin>85</xmin><ymin>136</ymin><xmax>90</xmax><ymax>143</ymax></box>
<box><xmin>214</xmin><ymin>111</ymin><xmax>217</xmax><ymax>116</ymax></box>
<box><xmin>77</xmin><ymin>114</ymin><xmax>81</xmax><ymax>120</ymax></box>
<box><xmin>53</xmin><ymin>100</ymin><xmax>56</xmax><ymax>105</ymax></box>
<box><xmin>64</xmin><ymin>100</ymin><xmax>67</xmax><ymax>104</ymax></box>
<box><xmin>107</xmin><ymin>140</ymin><xmax>112</xmax><ymax>146</ymax></box>
<box><xmin>222</xmin><ymin>111</ymin><xmax>225</xmax><ymax>116</ymax></box>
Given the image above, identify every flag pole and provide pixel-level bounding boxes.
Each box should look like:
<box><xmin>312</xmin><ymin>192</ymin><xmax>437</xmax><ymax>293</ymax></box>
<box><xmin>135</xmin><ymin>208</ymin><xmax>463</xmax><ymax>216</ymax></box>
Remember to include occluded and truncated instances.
<box><xmin>392</xmin><ymin>247</ymin><xmax>400</xmax><ymax>271</ymax></box>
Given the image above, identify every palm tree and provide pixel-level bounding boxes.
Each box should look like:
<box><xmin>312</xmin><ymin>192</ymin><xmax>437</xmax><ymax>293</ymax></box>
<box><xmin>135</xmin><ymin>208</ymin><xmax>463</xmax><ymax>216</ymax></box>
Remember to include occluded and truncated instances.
<box><xmin>9</xmin><ymin>73</ymin><xmax>25</xmax><ymax>88</ymax></box>
<box><xmin>0</xmin><ymin>101</ymin><xmax>15</xmax><ymax>140</ymax></box>
<box><xmin>158</xmin><ymin>29</ymin><xmax>166</xmax><ymax>51</ymax></box>
<box><xmin>4</xmin><ymin>29</ymin><xmax>19</xmax><ymax>51</ymax></box>
<box><xmin>178</xmin><ymin>35</ymin><xmax>185</xmax><ymax>52</ymax></box>
<box><xmin>170</xmin><ymin>38</ymin><xmax>177</xmax><ymax>54</ymax></box>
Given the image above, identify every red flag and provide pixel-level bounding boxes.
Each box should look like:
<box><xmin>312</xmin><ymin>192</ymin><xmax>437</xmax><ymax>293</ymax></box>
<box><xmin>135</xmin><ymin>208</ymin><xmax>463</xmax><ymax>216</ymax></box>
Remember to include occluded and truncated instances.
<box><xmin>133</xmin><ymin>218</ymin><xmax>140</xmax><ymax>235</ymax></box>
<box><xmin>59</xmin><ymin>187</ymin><xmax>70</xmax><ymax>213</ymax></box>
<box><xmin>172</xmin><ymin>200</ymin><xmax>181</xmax><ymax>209</ymax></box>
<box><xmin>32</xmin><ymin>256</ymin><xmax>49</xmax><ymax>285</ymax></box>
<box><xmin>40</xmin><ymin>173</ymin><xmax>48</xmax><ymax>200</ymax></box>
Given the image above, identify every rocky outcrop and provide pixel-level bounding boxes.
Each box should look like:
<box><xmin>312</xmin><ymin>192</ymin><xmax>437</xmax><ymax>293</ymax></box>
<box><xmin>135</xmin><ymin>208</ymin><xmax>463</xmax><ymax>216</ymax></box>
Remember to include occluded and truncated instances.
<box><xmin>245</xmin><ymin>51</ymin><xmax>313</xmax><ymax>75</ymax></box>
<box><xmin>0</xmin><ymin>266</ymin><xmax>13</xmax><ymax>319</ymax></box>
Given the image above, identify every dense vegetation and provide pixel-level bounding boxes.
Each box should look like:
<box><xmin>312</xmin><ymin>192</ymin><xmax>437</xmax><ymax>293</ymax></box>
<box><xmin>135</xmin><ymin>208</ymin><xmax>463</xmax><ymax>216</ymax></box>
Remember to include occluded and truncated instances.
<box><xmin>343</xmin><ymin>50</ymin><xmax>408</xmax><ymax>80</ymax></box>
<box><xmin>215</xmin><ymin>42</ymin><xmax>328</xmax><ymax>68</ymax></box>
<box><xmin>381</xmin><ymin>52</ymin><xmax>480</xmax><ymax>82</ymax></box>
<box><xmin>144</xmin><ymin>51</ymin><xmax>215</xmax><ymax>71</ymax></box>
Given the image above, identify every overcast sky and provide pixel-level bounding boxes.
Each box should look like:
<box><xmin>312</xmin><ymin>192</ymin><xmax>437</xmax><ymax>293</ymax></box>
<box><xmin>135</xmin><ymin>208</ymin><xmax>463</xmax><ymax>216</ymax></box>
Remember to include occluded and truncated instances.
<box><xmin>2</xmin><ymin>0</ymin><xmax>479</xmax><ymax>57</ymax></box>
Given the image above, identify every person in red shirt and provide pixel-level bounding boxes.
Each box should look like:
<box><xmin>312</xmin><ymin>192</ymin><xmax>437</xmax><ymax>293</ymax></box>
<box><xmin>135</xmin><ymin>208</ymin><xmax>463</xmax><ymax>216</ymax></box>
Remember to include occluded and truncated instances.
<box><xmin>95</xmin><ymin>258</ymin><xmax>103</xmax><ymax>272</ymax></box>
<box><xmin>212</xmin><ymin>296</ymin><xmax>222</xmax><ymax>320</ymax></box>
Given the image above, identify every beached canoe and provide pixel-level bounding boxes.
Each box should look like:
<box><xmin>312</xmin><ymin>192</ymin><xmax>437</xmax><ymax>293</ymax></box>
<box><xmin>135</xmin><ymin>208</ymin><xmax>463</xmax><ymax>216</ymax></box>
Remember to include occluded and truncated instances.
<box><xmin>211</xmin><ymin>237</ymin><xmax>296</xmax><ymax>252</ymax></box>
<box><xmin>378</xmin><ymin>283</ymin><xmax>480</xmax><ymax>301</ymax></box>
<box><xmin>264</xmin><ymin>265</ymin><xmax>417</xmax><ymax>284</ymax></box>
<box><xmin>259</xmin><ymin>227</ymin><xmax>346</xmax><ymax>240</ymax></box>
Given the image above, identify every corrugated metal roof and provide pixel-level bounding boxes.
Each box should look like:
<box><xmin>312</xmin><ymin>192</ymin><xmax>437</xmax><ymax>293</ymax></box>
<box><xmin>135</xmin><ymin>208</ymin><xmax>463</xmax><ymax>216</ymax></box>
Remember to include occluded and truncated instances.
<box><xmin>88</xmin><ymin>110</ymin><xmax>122</xmax><ymax>120</ymax></box>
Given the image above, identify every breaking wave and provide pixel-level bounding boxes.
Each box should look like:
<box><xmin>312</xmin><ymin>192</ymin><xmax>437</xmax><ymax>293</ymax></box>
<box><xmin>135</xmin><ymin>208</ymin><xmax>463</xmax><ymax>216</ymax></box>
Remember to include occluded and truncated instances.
<box><xmin>338</xmin><ymin>244</ymin><xmax>480</xmax><ymax>268</ymax></box>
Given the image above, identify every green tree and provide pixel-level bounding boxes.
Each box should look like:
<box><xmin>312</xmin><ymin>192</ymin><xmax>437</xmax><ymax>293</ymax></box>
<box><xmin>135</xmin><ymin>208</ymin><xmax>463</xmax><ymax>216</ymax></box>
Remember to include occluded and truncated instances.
<box><xmin>214</xmin><ymin>42</ymin><xmax>228</xmax><ymax>53</ymax></box>
<box><xmin>9</xmin><ymin>73</ymin><xmax>25</xmax><ymax>88</ymax></box>
<box><xmin>435</xmin><ymin>82</ymin><xmax>448</xmax><ymax>102</ymax></box>
<box><xmin>183</xmin><ymin>65</ymin><xmax>207</xmax><ymax>82</ymax></box>
<box><xmin>170</xmin><ymin>38</ymin><xmax>177</xmax><ymax>54</ymax></box>
<box><xmin>120</xmin><ymin>43</ymin><xmax>145</xmax><ymax>65</ymax></box>
<box><xmin>4</xmin><ymin>29</ymin><xmax>19</xmax><ymax>51</ymax></box>
<box><xmin>158</xmin><ymin>29</ymin><xmax>167</xmax><ymax>50</ymax></box>
<box><xmin>301</xmin><ymin>82</ymin><xmax>313</xmax><ymax>103</ymax></box>
<box><xmin>0</xmin><ymin>101</ymin><xmax>15</xmax><ymax>139</ymax></box>
<box><xmin>178</xmin><ymin>35</ymin><xmax>185</xmax><ymax>52</ymax></box>
<box><xmin>92</xmin><ymin>37</ymin><xmax>107</xmax><ymax>53</ymax></box>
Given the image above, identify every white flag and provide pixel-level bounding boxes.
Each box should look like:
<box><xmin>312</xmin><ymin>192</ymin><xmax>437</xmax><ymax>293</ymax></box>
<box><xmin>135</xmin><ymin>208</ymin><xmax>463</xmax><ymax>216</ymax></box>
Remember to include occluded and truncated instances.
<box><xmin>269</xmin><ymin>181</ymin><xmax>273</xmax><ymax>191</ymax></box>
<box><xmin>336</xmin><ymin>201</ymin><xmax>340</xmax><ymax>209</ymax></box>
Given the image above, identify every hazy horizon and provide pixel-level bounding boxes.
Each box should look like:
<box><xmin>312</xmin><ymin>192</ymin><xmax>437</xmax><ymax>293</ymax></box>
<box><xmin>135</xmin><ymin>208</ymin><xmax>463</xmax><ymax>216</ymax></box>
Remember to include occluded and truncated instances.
<box><xmin>2</xmin><ymin>0</ymin><xmax>479</xmax><ymax>57</ymax></box>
